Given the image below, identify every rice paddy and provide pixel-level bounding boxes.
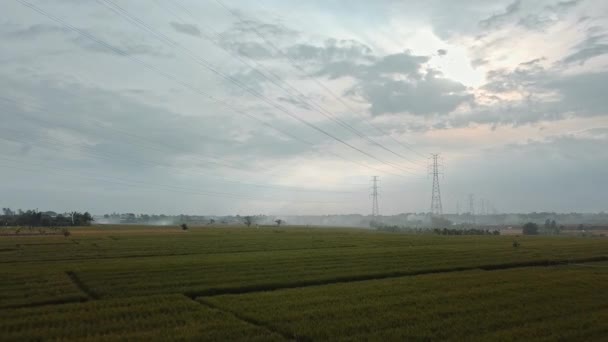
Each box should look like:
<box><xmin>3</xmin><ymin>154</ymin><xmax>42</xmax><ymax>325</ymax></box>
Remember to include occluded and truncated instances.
<box><xmin>1</xmin><ymin>225</ymin><xmax>606</xmax><ymax>340</ymax></box>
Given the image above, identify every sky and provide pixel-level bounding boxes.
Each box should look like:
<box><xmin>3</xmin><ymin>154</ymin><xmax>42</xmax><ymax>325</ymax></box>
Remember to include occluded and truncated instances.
<box><xmin>1</xmin><ymin>0</ymin><xmax>608</xmax><ymax>215</ymax></box>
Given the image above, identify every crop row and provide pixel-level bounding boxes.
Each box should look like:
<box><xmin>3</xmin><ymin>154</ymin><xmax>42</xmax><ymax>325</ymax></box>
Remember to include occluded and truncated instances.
<box><xmin>70</xmin><ymin>237</ymin><xmax>608</xmax><ymax>299</ymax></box>
<box><xmin>2</xmin><ymin>229</ymin><xmax>607</xmax><ymax>308</ymax></box>
<box><xmin>0</xmin><ymin>227</ymin><xmax>371</xmax><ymax>263</ymax></box>
<box><xmin>0</xmin><ymin>271</ymin><xmax>86</xmax><ymax>309</ymax></box>
<box><xmin>3</xmin><ymin>226</ymin><xmax>566</xmax><ymax>264</ymax></box>
<box><xmin>204</xmin><ymin>265</ymin><xmax>608</xmax><ymax>341</ymax></box>
<box><xmin>0</xmin><ymin>294</ymin><xmax>284</xmax><ymax>341</ymax></box>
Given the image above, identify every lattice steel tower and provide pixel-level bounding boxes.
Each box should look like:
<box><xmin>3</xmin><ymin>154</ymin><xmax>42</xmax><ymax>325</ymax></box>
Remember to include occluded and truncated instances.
<box><xmin>371</xmin><ymin>176</ymin><xmax>380</xmax><ymax>217</ymax></box>
<box><xmin>429</xmin><ymin>154</ymin><xmax>443</xmax><ymax>216</ymax></box>
<box><xmin>468</xmin><ymin>193</ymin><xmax>476</xmax><ymax>224</ymax></box>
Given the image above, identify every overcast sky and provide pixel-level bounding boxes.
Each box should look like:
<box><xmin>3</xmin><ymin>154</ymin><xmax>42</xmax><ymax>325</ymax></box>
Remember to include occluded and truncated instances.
<box><xmin>1</xmin><ymin>0</ymin><xmax>607</xmax><ymax>215</ymax></box>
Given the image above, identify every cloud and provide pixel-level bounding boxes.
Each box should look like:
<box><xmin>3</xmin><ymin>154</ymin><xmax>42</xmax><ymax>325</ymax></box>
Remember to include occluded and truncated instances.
<box><xmin>479</xmin><ymin>0</ymin><xmax>521</xmax><ymax>29</ymax></box>
<box><xmin>481</xmin><ymin>58</ymin><xmax>547</xmax><ymax>93</ymax></box>
<box><xmin>170</xmin><ymin>22</ymin><xmax>201</xmax><ymax>38</ymax></box>
<box><xmin>230</xmin><ymin>19</ymin><xmax>299</xmax><ymax>39</ymax></box>
<box><xmin>471</xmin><ymin>58</ymin><xmax>489</xmax><ymax>68</ymax></box>
<box><xmin>548</xmin><ymin>0</ymin><xmax>583</xmax><ymax>12</ymax></box>
<box><xmin>217</xmin><ymin>18</ymin><xmax>298</xmax><ymax>60</ymax></box>
<box><xmin>477</xmin><ymin>0</ymin><xmax>581</xmax><ymax>32</ymax></box>
<box><xmin>314</xmin><ymin>52</ymin><xmax>429</xmax><ymax>79</ymax></box>
<box><xmin>356</xmin><ymin>74</ymin><xmax>473</xmax><ymax>117</ymax></box>
<box><xmin>517</xmin><ymin>14</ymin><xmax>556</xmax><ymax>30</ymax></box>
<box><xmin>5</xmin><ymin>24</ymin><xmax>72</xmax><ymax>38</ymax></box>
<box><xmin>277</xmin><ymin>96</ymin><xmax>312</xmax><ymax>110</ymax></box>
<box><xmin>0</xmin><ymin>76</ymin><xmax>315</xmax><ymax>170</ymax></box>
<box><xmin>71</xmin><ymin>35</ymin><xmax>170</xmax><ymax>57</ymax></box>
<box><xmin>548</xmin><ymin>71</ymin><xmax>608</xmax><ymax>115</ymax></box>
<box><xmin>517</xmin><ymin>1</ymin><xmax>582</xmax><ymax>30</ymax></box>
<box><xmin>286</xmin><ymin>39</ymin><xmax>373</xmax><ymax>63</ymax></box>
<box><xmin>562</xmin><ymin>29</ymin><xmax>608</xmax><ymax>65</ymax></box>
<box><xmin>4</xmin><ymin>22</ymin><xmax>169</xmax><ymax>58</ymax></box>
<box><xmin>369</xmin><ymin>52</ymin><xmax>429</xmax><ymax>76</ymax></box>
<box><xmin>451</xmin><ymin>63</ymin><xmax>608</xmax><ymax>128</ymax></box>
<box><xmin>3</xmin><ymin>0</ymin><xmax>608</xmax><ymax>215</ymax></box>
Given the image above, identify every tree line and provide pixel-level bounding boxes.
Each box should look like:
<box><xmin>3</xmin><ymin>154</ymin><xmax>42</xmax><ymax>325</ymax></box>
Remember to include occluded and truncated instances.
<box><xmin>1</xmin><ymin>208</ymin><xmax>94</xmax><ymax>227</ymax></box>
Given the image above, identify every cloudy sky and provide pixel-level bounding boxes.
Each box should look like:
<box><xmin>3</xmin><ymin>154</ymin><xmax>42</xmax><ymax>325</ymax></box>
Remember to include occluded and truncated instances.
<box><xmin>1</xmin><ymin>0</ymin><xmax>607</xmax><ymax>215</ymax></box>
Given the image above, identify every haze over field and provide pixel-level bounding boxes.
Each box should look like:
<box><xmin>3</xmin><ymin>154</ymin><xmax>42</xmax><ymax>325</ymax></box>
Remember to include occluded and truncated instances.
<box><xmin>1</xmin><ymin>0</ymin><xmax>608</xmax><ymax>215</ymax></box>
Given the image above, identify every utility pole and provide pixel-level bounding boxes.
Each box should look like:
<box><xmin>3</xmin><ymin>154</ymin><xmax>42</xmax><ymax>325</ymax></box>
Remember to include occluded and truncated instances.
<box><xmin>370</xmin><ymin>176</ymin><xmax>380</xmax><ymax>217</ymax></box>
<box><xmin>468</xmin><ymin>193</ymin><xmax>475</xmax><ymax>224</ymax></box>
<box><xmin>429</xmin><ymin>154</ymin><xmax>443</xmax><ymax>217</ymax></box>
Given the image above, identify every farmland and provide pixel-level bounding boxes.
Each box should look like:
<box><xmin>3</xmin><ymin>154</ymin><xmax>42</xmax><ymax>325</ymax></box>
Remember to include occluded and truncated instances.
<box><xmin>1</xmin><ymin>225</ymin><xmax>607</xmax><ymax>340</ymax></box>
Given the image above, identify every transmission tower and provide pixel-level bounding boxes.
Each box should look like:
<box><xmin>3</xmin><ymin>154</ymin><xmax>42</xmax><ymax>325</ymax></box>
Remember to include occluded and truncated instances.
<box><xmin>370</xmin><ymin>176</ymin><xmax>380</xmax><ymax>217</ymax></box>
<box><xmin>429</xmin><ymin>154</ymin><xmax>443</xmax><ymax>216</ymax></box>
<box><xmin>468</xmin><ymin>193</ymin><xmax>476</xmax><ymax>224</ymax></box>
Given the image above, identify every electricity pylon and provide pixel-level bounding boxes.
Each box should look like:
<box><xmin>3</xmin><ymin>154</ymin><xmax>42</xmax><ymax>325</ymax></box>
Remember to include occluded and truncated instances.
<box><xmin>371</xmin><ymin>176</ymin><xmax>380</xmax><ymax>217</ymax></box>
<box><xmin>468</xmin><ymin>193</ymin><xmax>476</xmax><ymax>224</ymax></box>
<box><xmin>429</xmin><ymin>154</ymin><xmax>443</xmax><ymax>216</ymax></box>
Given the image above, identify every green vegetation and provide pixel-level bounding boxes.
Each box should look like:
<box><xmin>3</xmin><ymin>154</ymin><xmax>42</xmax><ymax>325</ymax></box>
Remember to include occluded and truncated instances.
<box><xmin>523</xmin><ymin>222</ymin><xmax>539</xmax><ymax>235</ymax></box>
<box><xmin>1</xmin><ymin>225</ymin><xmax>607</xmax><ymax>340</ymax></box>
<box><xmin>1</xmin><ymin>208</ymin><xmax>93</xmax><ymax>227</ymax></box>
<box><xmin>207</xmin><ymin>266</ymin><xmax>608</xmax><ymax>341</ymax></box>
<box><xmin>0</xmin><ymin>294</ymin><xmax>282</xmax><ymax>341</ymax></box>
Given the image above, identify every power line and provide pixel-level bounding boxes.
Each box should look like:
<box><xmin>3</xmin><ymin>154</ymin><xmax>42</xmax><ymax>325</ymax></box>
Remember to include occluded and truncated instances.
<box><xmin>216</xmin><ymin>0</ymin><xmax>429</xmax><ymax>163</ymax></box>
<box><xmin>170</xmin><ymin>0</ymin><xmax>427</xmax><ymax>168</ymax></box>
<box><xmin>0</xmin><ymin>122</ymin><xmax>360</xmax><ymax>196</ymax></box>
<box><xmin>0</xmin><ymin>97</ymin><xmax>267</xmax><ymax>173</ymax></box>
<box><xmin>94</xmin><ymin>0</ymin><xmax>419</xmax><ymax>176</ymax></box>
<box><xmin>0</xmin><ymin>96</ymin><xmax>362</xmax><ymax>193</ymax></box>
<box><xmin>14</xmin><ymin>0</ymin><xmax>409</xmax><ymax>179</ymax></box>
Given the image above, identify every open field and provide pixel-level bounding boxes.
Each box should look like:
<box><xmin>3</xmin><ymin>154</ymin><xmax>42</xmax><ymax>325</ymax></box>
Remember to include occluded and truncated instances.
<box><xmin>1</xmin><ymin>225</ymin><xmax>607</xmax><ymax>340</ymax></box>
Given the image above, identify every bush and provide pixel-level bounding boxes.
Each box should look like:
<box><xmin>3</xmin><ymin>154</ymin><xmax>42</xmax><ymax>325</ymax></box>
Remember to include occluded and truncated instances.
<box><xmin>180</xmin><ymin>223</ymin><xmax>188</xmax><ymax>231</ymax></box>
<box><xmin>522</xmin><ymin>222</ymin><xmax>539</xmax><ymax>235</ymax></box>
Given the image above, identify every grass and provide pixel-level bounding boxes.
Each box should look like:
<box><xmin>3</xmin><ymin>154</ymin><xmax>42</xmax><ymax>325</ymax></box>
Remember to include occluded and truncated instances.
<box><xmin>1</xmin><ymin>225</ymin><xmax>607</xmax><ymax>340</ymax></box>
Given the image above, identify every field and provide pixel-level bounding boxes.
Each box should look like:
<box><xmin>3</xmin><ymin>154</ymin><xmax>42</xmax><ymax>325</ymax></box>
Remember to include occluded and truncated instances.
<box><xmin>1</xmin><ymin>225</ymin><xmax>607</xmax><ymax>341</ymax></box>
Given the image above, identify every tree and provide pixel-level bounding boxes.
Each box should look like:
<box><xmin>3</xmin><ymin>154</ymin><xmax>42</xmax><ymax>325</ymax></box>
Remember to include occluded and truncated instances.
<box><xmin>522</xmin><ymin>222</ymin><xmax>539</xmax><ymax>235</ymax></box>
<box><xmin>180</xmin><ymin>223</ymin><xmax>189</xmax><ymax>231</ymax></box>
<box><xmin>208</xmin><ymin>219</ymin><xmax>215</xmax><ymax>225</ymax></box>
<box><xmin>82</xmin><ymin>212</ymin><xmax>94</xmax><ymax>225</ymax></box>
<box><xmin>243</xmin><ymin>216</ymin><xmax>254</xmax><ymax>227</ymax></box>
<box><xmin>549</xmin><ymin>220</ymin><xmax>559</xmax><ymax>234</ymax></box>
<box><xmin>275</xmin><ymin>219</ymin><xmax>283</xmax><ymax>227</ymax></box>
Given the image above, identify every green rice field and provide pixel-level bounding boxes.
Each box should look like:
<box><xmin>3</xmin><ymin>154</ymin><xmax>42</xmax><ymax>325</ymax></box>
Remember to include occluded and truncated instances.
<box><xmin>1</xmin><ymin>225</ymin><xmax>607</xmax><ymax>341</ymax></box>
